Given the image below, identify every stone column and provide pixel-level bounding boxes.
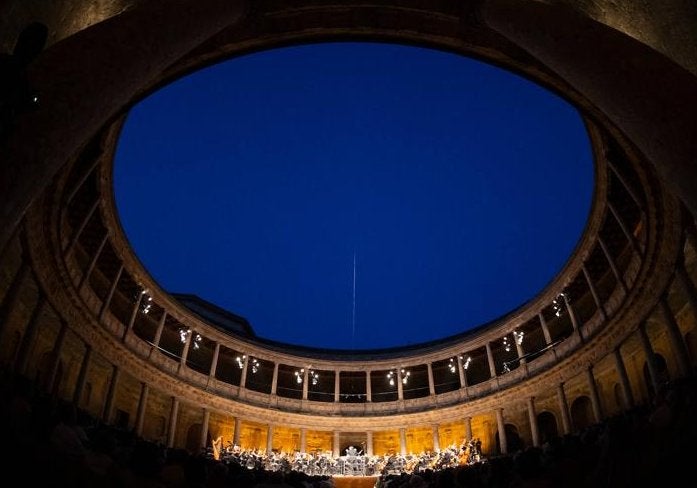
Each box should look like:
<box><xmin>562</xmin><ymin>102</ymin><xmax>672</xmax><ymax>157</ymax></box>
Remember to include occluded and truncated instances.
<box><xmin>266</xmin><ymin>424</ymin><xmax>274</xmax><ymax>454</ymax></box>
<box><xmin>334</xmin><ymin>371</ymin><xmax>340</xmax><ymax>402</ymax></box>
<box><xmin>300</xmin><ymin>428</ymin><xmax>307</xmax><ymax>454</ymax></box>
<box><xmin>233</xmin><ymin>417</ymin><xmax>241</xmax><ymax>447</ymax></box>
<box><xmin>201</xmin><ymin>409</ymin><xmax>210</xmax><ymax>453</ymax></box>
<box><xmin>366</xmin><ymin>431</ymin><xmax>374</xmax><ymax>456</ymax></box>
<box><xmin>464</xmin><ymin>416</ymin><xmax>473</xmax><ymax>443</ymax></box>
<box><xmin>514</xmin><ymin>331</ymin><xmax>526</xmax><ymax>367</ymax></box>
<box><xmin>563</xmin><ymin>293</ymin><xmax>581</xmax><ymax>338</ymax></box>
<box><xmin>64</xmin><ymin>199</ymin><xmax>99</xmax><ymax>256</ymax></box>
<box><xmin>178</xmin><ymin>328</ymin><xmax>193</xmax><ymax>372</ymax></box>
<box><xmin>586</xmin><ymin>366</ymin><xmax>603</xmax><ymax>422</ymax></box>
<box><xmin>167</xmin><ymin>397</ymin><xmax>179</xmax><ymax>448</ymax></box>
<box><xmin>527</xmin><ymin>396</ymin><xmax>540</xmax><ymax>447</ymax></box>
<box><xmin>486</xmin><ymin>343</ymin><xmax>497</xmax><ymax>378</ymax></box>
<box><xmin>99</xmin><ymin>264</ymin><xmax>123</xmax><ymax>322</ymax></box>
<box><xmin>427</xmin><ymin>363</ymin><xmax>436</xmax><ymax>396</ymax></box>
<box><xmin>638</xmin><ymin>321</ymin><xmax>661</xmax><ymax>394</ymax></box>
<box><xmin>613</xmin><ymin>346</ymin><xmax>635</xmax><ymax>408</ymax></box>
<box><xmin>607</xmin><ymin>159</ymin><xmax>643</xmax><ymax>208</ymax></box>
<box><xmin>149</xmin><ymin>311</ymin><xmax>167</xmax><ymax>357</ymax></box>
<box><xmin>457</xmin><ymin>355</ymin><xmax>467</xmax><ymax>388</ymax></box>
<box><xmin>123</xmin><ymin>290</ymin><xmax>144</xmax><ymax>341</ymax></box>
<box><xmin>556</xmin><ymin>383</ymin><xmax>571</xmax><ymax>435</ymax></box>
<box><xmin>496</xmin><ymin>408</ymin><xmax>508</xmax><ymax>455</ymax></box>
<box><xmin>46</xmin><ymin>319</ymin><xmax>68</xmax><ymax>394</ymax></box>
<box><xmin>135</xmin><ymin>382</ymin><xmax>149</xmax><ymax>437</ymax></box>
<box><xmin>607</xmin><ymin>200</ymin><xmax>642</xmax><ymax>255</ymax></box>
<box><xmin>598</xmin><ymin>237</ymin><xmax>627</xmax><ymax>292</ymax></box>
<box><xmin>209</xmin><ymin>342</ymin><xmax>220</xmax><ymax>381</ymax></box>
<box><xmin>658</xmin><ymin>297</ymin><xmax>692</xmax><ymax>377</ymax></box>
<box><xmin>397</xmin><ymin>369</ymin><xmax>404</xmax><ymax>400</ymax></box>
<box><xmin>239</xmin><ymin>355</ymin><xmax>249</xmax><ymax>390</ymax></box>
<box><xmin>270</xmin><ymin>363</ymin><xmax>279</xmax><ymax>395</ymax></box>
<box><xmin>78</xmin><ymin>232</ymin><xmax>108</xmax><ymax>291</ymax></box>
<box><xmin>302</xmin><ymin>368</ymin><xmax>309</xmax><ymax>400</ymax></box>
<box><xmin>333</xmin><ymin>431</ymin><xmax>341</xmax><ymax>458</ymax></box>
<box><xmin>102</xmin><ymin>365</ymin><xmax>120</xmax><ymax>424</ymax></box>
<box><xmin>538</xmin><ymin>312</ymin><xmax>552</xmax><ymax>345</ymax></box>
<box><xmin>399</xmin><ymin>428</ymin><xmax>407</xmax><ymax>456</ymax></box>
<box><xmin>16</xmin><ymin>293</ymin><xmax>47</xmax><ymax>375</ymax></box>
<box><xmin>73</xmin><ymin>344</ymin><xmax>92</xmax><ymax>406</ymax></box>
<box><xmin>366</xmin><ymin>370</ymin><xmax>372</xmax><ymax>402</ymax></box>
<box><xmin>432</xmin><ymin>424</ymin><xmax>440</xmax><ymax>452</ymax></box>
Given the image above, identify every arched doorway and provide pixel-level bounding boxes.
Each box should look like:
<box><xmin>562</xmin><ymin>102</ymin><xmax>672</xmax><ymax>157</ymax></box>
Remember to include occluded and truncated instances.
<box><xmin>186</xmin><ymin>423</ymin><xmax>210</xmax><ymax>454</ymax></box>
<box><xmin>496</xmin><ymin>423</ymin><xmax>524</xmax><ymax>454</ymax></box>
<box><xmin>537</xmin><ymin>411</ymin><xmax>559</xmax><ymax>444</ymax></box>
<box><xmin>570</xmin><ymin>396</ymin><xmax>594</xmax><ymax>432</ymax></box>
<box><xmin>643</xmin><ymin>353</ymin><xmax>670</xmax><ymax>397</ymax></box>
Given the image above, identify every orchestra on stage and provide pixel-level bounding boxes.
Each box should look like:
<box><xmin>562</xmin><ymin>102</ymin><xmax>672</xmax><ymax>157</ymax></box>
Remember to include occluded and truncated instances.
<box><xmin>211</xmin><ymin>437</ymin><xmax>484</xmax><ymax>477</ymax></box>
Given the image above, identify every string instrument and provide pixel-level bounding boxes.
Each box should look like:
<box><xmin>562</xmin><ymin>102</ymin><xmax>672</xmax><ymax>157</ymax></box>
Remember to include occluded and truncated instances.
<box><xmin>404</xmin><ymin>455</ymin><xmax>419</xmax><ymax>473</ymax></box>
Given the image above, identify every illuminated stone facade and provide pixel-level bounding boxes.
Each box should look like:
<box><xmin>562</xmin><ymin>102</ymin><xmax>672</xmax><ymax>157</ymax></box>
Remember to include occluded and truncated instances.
<box><xmin>1</xmin><ymin>0</ymin><xmax>696</xmax><ymax>460</ymax></box>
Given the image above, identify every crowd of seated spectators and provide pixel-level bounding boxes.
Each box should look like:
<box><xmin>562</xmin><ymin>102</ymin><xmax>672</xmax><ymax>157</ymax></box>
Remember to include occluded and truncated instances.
<box><xmin>1</xmin><ymin>364</ymin><xmax>695</xmax><ymax>487</ymax></box>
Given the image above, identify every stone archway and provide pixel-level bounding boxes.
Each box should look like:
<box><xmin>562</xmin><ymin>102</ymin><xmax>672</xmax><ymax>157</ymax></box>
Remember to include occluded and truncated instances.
<box><xmin>537</xmin><ymin>411</ymin><xmax>558</xmax><ymax>445</ymax></box>
<box><xmin>186</xmin><ymin>422</ymin><xmax>203</xmax><ymax>453</ymax></box>
<box><xmin>570</xmin><ymin>395</ymin><xmax>594</xmax><ymax>432</ymax></box>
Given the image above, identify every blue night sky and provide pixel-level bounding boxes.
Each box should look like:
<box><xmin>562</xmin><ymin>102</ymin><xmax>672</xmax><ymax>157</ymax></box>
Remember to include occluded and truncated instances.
<box><xmin>113</xmin><ymin>42</ymin><xmax>593</xmax><ymax>350</ymax></box>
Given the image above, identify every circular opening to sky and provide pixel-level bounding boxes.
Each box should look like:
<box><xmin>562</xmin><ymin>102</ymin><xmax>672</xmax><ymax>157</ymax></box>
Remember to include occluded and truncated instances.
<box><xmin>114</xmin><ymin>41</ymin><xmax>593</xmax><ymax>351</ymax></box>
